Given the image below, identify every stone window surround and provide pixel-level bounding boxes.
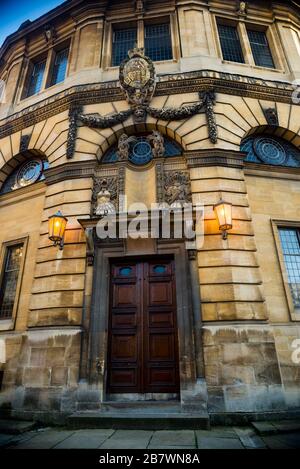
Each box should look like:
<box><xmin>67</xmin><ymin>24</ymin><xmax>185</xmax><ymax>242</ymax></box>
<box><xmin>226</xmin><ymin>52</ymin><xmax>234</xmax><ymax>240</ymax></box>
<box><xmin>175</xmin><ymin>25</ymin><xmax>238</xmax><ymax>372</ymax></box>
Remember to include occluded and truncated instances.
<box><xmin>271</xmin><ymin>219</ymin><xmax>300</xmax><ymax>321</ymax></box>
<box><xmin>101</xmin><ymin>13</ymin><xmax>180</xmax><ymax>70</ymax></box>
<box><xmin>0</xmin><ymin>236</ymin><xmax>28</xmax><ymax>331</ymax></box>
<box><xmin>213</xmin><ymin>15</ymin><xmax>285</xmax><ymax>73</ymax></box>
<box><xmin>18</xmin><ymin>38</ymin><xmax>71</xmax><ymax>104</ymax></box>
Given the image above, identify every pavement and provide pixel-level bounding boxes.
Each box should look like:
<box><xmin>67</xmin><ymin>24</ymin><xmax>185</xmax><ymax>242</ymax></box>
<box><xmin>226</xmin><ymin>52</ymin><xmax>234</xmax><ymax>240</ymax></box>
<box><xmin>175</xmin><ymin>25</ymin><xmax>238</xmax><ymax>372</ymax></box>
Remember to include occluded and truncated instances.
<box><xmin>0</xmin><ymin>420</ymin><xmax>300</xmax><ymax>449</ymax></box>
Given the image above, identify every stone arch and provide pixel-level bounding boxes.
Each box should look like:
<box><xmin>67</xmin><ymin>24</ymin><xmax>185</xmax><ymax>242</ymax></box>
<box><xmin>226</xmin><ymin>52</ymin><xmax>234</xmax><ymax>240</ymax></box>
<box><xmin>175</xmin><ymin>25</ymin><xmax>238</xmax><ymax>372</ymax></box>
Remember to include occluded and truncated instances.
<box><xmin>0</xmin><ymin>149</ymin><xmax>48</xmax><ymax>192</ymax></box>
<box><xmin>242</xmin><ymin>125</ymin><xmax>300</xmax><ymax>149</ymax></box>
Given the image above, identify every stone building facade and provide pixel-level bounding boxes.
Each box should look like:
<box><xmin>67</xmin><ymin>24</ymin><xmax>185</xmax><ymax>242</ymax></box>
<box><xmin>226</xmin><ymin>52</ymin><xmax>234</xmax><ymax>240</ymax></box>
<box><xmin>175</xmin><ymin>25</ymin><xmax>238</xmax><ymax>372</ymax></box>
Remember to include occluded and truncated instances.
<box><xmin>0</xmin><ymin>0</ymin><xmax>300</xmax><ymax>424</ymax></box>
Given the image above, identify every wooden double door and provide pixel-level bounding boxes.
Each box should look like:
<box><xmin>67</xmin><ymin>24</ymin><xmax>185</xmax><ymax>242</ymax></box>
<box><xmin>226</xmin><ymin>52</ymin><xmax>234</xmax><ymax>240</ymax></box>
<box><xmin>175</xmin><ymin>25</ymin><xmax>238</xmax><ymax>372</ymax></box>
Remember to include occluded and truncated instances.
<box><xmin>107</xmin><ymin>257</ymin><xmax>180</xmax><ymax>395</ymax></box>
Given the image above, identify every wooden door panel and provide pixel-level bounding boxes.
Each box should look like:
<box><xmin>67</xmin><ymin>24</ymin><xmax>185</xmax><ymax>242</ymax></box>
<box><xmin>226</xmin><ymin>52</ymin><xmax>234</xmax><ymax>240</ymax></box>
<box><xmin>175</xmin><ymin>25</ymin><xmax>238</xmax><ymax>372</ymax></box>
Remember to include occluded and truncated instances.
<box><xmin>149</xmin><ymin>281</ymin><xmax>173</xmax><ymax>306</ymax></box>
<box><xmin>148</xmin><ymin>311</ymin><xmax>174</xmax><ymax>327</ymax></box>
<box><xmin>110</xmin><ymin>368</ymin><xmax>137</xmax><ymax>388</ymax></box>
<box><xmin>111</xmin><ymin>313</ymin><xmax>137</xmax><ymax>328</ymax></box>
<box><xmin>111</xmin><ymin>334</ymin><xmax>137</xmax><ymax>361</ymax></box>
<box><xmin>112</xmin><ymin>283</ymin><xmax>137</xmax><ymax>308</ymax></box>
<box><xmin>107</xmin><ymin>258</ymin><xmax>179</xmax><ymax>394</ymax></box>
<box><xmin>148</xmin><ymin>334</ymin><xmax>175</xmax><ymax>361</ymax></box>
<box><xmin>148</xmin><ymin>367</ymin><xmax>177</xmax><ymax>387</ymax></box>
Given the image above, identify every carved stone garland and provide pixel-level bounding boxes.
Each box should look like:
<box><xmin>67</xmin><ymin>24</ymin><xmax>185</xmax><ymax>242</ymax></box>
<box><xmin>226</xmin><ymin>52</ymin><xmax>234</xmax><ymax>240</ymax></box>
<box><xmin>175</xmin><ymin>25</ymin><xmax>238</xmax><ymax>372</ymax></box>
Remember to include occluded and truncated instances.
<box><xmin>66</xmin><ymin>48</ymin><xmax>218</xmax><ymax>159</ymax></box>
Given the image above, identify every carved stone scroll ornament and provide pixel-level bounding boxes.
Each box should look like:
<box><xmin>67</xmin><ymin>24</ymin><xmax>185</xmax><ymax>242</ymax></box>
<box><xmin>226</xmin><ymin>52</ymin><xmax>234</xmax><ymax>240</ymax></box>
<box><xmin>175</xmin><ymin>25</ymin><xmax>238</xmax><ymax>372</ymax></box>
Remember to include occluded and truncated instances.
<box><xmin>66</xmin><ymin>105</ymin><xmax>82</xmax><ymax>159</ymax></box>
<box><xmin>92</xmin><ymin>177</ymin><xmax>118</xmax><ymax>217</ymax></box>
<box><xmin>164</xmin><ymin>171</ymin><xmax>192</xmax><ymax>207</ymax></box>
<box><xmin>263</xmin><ymin>107</ymin><xmax>279</xmax><ymax>126</ymax></box>
<box><xmin>85</xmin><ymin>227</ymin><xmax>95</xmax><ymax>266</ymax></box>
<box><xmin>201</xmin><ymin>90</ymin><xmax>218</xmax><ymax>144</ymax></box>
<box><xmin>20</xmin><ymin>134</ymin><xmax>31</xmax><ymax>153</ymax></box>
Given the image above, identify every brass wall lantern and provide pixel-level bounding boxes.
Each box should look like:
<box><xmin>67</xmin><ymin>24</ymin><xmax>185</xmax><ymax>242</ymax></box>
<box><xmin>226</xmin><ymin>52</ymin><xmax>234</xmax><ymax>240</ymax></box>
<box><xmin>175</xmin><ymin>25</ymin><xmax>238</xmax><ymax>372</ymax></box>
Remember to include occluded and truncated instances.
<box><xmin>48</xmin><ymin>210</ymin><xmax>68</xmax><ymax>250</ymax></box>
<box><xmin>213</xmin><ymin>199</ymin><xmax>232</xmax><ymax>240</ymax></box>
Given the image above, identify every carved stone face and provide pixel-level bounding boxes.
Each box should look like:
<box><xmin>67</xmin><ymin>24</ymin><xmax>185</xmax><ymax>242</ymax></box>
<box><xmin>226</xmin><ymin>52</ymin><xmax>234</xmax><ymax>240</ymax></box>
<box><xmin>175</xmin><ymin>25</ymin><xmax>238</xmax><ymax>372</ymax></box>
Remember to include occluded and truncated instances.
<box><xmin>123</xmin><ymin>57</ymin><xmax>151</xmax><ymax>89</ymax></box>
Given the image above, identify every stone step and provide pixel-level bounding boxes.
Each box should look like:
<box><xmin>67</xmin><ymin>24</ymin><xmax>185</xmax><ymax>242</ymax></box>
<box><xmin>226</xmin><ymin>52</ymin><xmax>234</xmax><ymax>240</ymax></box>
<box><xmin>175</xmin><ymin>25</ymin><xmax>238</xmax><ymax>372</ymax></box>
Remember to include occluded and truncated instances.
<box><xmin>251</xmin><ymin>419</ymin><xmax>300</xmax><ymax>436</ymax></box>
<box><xmin>100</xmin><ymin>401</ymin><xmax>182</xmax><ymax>414</ymax></box>
<box><xmin>0</xmin><ymin>419</ymin><xmax>36</xmax><ymax>434</ymax></box>
<box><xmin>67</xmin><ymin>411</ymin><xmax>210</xmax><ymax>430</ymax></box>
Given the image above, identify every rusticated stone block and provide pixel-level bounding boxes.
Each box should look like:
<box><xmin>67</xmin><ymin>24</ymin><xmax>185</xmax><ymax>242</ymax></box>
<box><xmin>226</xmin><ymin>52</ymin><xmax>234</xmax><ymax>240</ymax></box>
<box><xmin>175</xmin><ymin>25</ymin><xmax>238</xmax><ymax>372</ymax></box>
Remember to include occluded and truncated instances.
<box><xmin>51</xmin><ymin>367</ymin><xmax>68</xmax><ymax>386</ymax></box>
<box><xmin>23</xmin><ymin>388</ymin><xmax>40</xmax><ymax>409</ymax></box>
<box><xmin>221</xmin><ymin>365</ymin><xmax>256</xmax><ymax>385</ymax></box>
<box><xmin>204</xmin><ymin>365</ymin><xmax>220</xmax><ymax>386</ymax></box>
<box><xmin>23</xmin><ymin>367</ymin><xmax>51</xmax><ymax>387</ymax></box>
<box><xmin>30</xmin><ymin>348</ymin><xmax>47</xmax><ymax>366</ymax></box>
<box><xmin>38</xmin><ymin>389</ymin><xmax>61</xmax><ymax>411</ymax></box>
<box><xmin>254</xmin><ymin>363</ymin><xmax>282</xmax><ymax>385</ymax></box>
<box><xmin>46</xmin><ymin>347</ymin><xmax>65</xmax><ymax>367</ymax></box>
<box><xmin>207</xmin><ymin>386</ymin><xmax>226</xmax><ymax>412</ymax></box>
<box><xmin>68</xmin><ymin>367</ymin><xmax>79</xmax><ymax>386</ymax></box>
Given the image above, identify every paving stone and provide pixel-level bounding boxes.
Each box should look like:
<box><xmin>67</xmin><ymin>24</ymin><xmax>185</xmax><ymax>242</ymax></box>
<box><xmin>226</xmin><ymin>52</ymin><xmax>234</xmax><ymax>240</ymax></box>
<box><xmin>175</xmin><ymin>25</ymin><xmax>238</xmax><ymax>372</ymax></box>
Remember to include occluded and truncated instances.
<box><xmin>148</xmin><ymin>445</ymin><xmax>196</xmax><ymax>449</ymax></box>
<box><xmin>196</xmin><ymin>435</ymin><xmax>244</xmax><ymax>449</ymax></box>
<box><xmin>0</xmin><ymin>420</ymin><xmax>36</xmax><ymax>434</ymax></box>
<box><xmin>13</xmin><ymin>430</ymin><xmax>75</xmax><ymax>449</ymax></box>
<box><xmin>150</xmin><ymin>430</ymin><xmax>195</xmax><ymax>447</ymax></box>
<box><xmin>53</xmin><ymin>429</ymin><xmax>114</xmax><ymax>449</ymax></box>
<box><xmin>0</xmin><ymin>434</ymin><xmax>15</xmax><ymax>447</ymax></box>
<box><xmin>271</xmin><ymin>420</ymin><xmax>300</xmax><ymax>433</ymax></box>
<box><xmin>263</xmin><ymin>432</ymin><xmax>300</xmax><ymax>449</ymax></box>
<box><xmin>234</xmin><ymin>427</ymin><xmax>266</xmax><ymax>448</ymax></box>
<box><xmin>250</xmin><ymin>421</ymin><xmax>277</xmax><ymax>435</ymax></box>
<box><xmin>197</xmin><ymin>427</ymin><xmax>238</xmax><ymax>439</ymax></box>
<box><xmin>100</xmin><ymin>430</ymin><xmax>153</xmax><ymax>449</ymax></box>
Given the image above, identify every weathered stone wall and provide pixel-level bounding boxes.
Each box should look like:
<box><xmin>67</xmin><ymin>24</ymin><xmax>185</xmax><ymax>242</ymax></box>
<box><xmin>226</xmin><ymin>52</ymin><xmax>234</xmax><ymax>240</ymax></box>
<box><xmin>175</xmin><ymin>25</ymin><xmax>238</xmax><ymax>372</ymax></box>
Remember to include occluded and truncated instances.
<box><xmin>203</xmin><ymin>326</ymin><xmax>284</xmax><ymax>412</ymax></box>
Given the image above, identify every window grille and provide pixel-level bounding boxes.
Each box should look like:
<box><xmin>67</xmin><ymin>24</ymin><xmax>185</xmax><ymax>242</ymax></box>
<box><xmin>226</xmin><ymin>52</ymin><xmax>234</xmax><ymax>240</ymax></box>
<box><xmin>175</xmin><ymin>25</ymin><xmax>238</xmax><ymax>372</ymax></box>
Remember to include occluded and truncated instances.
<box><xmin>50</xmin><ymin>47</ymin><xmax>69</xmax><ymax>86</ymax></box>
<box><xmin>0</xmin><ymin>244</ymin><xmax>23</xmax><ymax>319</ymax></box>
<box><xmin>27</xmin><ymin>59</ymin><xmax>46</xmax><ymax>97</ymax></box>
<box><xmin>112</xmin><ymin>28</ymin><xmax>137</xmax><ymax>66</ymax></box>
<box><xmin>278</xmin><ymin>228</ymin><xmax>300</xmax><ymax>308</ymax></box>
<box><xmin>217</xmin><ymin>23</ymin><xmax>245</xmax><ymax>63</ymax></box>
<box><xmin>144</xmin><ymin>23</ymin><xmax>172</xmax><ymax>61</ymax></box>
<box><xmin>247</xmin><ymin>29</ymin><xmax>275</xmax><ymax>68</ymax></box>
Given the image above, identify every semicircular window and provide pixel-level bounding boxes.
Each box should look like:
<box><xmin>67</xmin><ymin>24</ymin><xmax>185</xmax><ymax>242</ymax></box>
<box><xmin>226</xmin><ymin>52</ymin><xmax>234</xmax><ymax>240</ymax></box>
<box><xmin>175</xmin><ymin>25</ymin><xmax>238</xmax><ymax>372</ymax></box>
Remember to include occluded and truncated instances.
<box><xmin>102</xmin><ymin>135</ymin><xmax>182</xmax><ymax>165</ymax></box>
<box><xmin>0</xmin><ymin>158</ymin><xmax>49</xmax><ymax>195</ymax></box>
<box><xmin>241</xmin><ymin>135</ymin><xmax>300</xmax><ymax>168</ymax></box>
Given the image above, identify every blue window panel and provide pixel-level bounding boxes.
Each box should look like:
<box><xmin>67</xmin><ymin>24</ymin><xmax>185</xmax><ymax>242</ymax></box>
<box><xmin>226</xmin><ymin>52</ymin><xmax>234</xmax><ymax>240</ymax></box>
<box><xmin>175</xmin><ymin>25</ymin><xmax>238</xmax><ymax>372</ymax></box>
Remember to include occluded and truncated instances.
<box><xmin>145</xmin><ymin>23</ymin><xmax>172</xmax><ymax>62</ymax></box>
<box><xmin>50</xmin><ymin>48</ymin><xmax>69</xmax><ymax>86</ymax></box>
<box><xmin>279</xmin><ymin>228</ymin><xmax>300</xmax><ymax>308</ymax></box>
<box><xmin>27</xmin><ymin>59</ymin><xmax>46</xmax><ymax>97</ymax></box>
<box><xmin>119</xmin><ymin>267</ymin><xmax>133</xmax><ymax>276</ymax></box>
<box><xmin>112</xmin><ymin>28</ymin><xmax>137</xmax><ymax>66</ymax></box>
<box><xmin>102</xmin><ymin>136</ymin><xmax>181</xmax><ymax>164</ymax></box>
<box><xmin>153</xmin><ymin>265</ymin><xmax>167</xmax><ymax>274</ymax></box>
<box><xmin>247</xmin><ymin>30</ymin><xmax>274</xmax><ymax>68</ymax></box>
<box><xmin>241</xmin><ymin>135</ymin><xmax>300</xmax><ymax>168</ymax></box>
<box><xmin>0</xmin><ymin>159</ymin><xmax>48</xmax><ymax>194</ymax></box>
<box><xmin>217</xmin><ymin>23</ymin><xmax>244</xmax><ymax>63</ymax></box>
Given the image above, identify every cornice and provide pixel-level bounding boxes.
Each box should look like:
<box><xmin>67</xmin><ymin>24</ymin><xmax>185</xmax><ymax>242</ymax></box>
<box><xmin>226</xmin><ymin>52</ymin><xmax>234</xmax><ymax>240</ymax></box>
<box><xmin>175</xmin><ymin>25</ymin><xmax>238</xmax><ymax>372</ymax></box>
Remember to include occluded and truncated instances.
<box><xmin>185</xmin><ymin>149</ymin><xmax>245</xmax><ymax>168</ymax></box>
<box><xmin>44</xmin><ymin>160</ymin><xmax>97</xmax><ymax>185</ymax></box>
<box><xmin>0</xmin><ymin>69</ymin><xmax>297</xmax><ymax>140</ymax></box>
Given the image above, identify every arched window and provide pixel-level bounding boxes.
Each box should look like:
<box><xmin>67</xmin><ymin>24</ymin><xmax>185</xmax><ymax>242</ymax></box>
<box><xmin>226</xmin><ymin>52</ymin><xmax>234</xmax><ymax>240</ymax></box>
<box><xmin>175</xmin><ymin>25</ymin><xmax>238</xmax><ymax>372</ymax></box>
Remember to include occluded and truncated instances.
<box><xmin>102</xmin><ymin>135</ymin><xmax>182</xmax><ymax>165</ymax></box>
<box><xmin>241</xmin><ymin>134</ymin><xmax>300</xmax><ymax>168</ymax></box>
<box><xmin>0</xmin><ymin>158</ymin><xmax>49</xmax><ymax>195</ymax></box>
